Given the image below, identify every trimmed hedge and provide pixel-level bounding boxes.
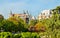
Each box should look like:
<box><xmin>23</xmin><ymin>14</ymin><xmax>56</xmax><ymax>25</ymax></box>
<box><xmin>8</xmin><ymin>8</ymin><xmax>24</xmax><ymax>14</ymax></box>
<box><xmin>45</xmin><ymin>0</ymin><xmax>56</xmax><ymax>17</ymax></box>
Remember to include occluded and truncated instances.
<box><xmin>0</xmin><ymin>32</ymin><xmax>12</xmax><ymax>38</ymax></box>
<box><xmin>0</xmin><ymin>32</ymin><xmax>40</xmax><ymax>38</ymax></box>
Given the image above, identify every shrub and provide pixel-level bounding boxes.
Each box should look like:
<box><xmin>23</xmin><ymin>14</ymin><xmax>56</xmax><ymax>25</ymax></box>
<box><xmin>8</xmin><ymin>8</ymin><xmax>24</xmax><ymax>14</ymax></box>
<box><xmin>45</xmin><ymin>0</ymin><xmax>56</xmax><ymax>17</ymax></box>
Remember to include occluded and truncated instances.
<box><xmin>0</xmin><ymin>32</ymin><xmax>41</xmax><ymax>38</ymax></box>
<box><xmin>0</xmin><ymin>32</ymin><xmax>12</xmax><ymax>38</ymax></box>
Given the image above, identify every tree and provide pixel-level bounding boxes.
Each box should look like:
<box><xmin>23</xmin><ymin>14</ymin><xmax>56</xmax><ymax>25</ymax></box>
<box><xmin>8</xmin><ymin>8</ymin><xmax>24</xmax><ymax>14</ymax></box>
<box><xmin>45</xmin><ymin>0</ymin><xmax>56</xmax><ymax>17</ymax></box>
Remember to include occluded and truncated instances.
<box><xmin>0</xmin><ymin>14</ymin><xmax>4</xmax><ymax>22</ymax></box>
<box><xmin>28</xmin><ymin>22</ymin><xmax>46</xmax><ymax>32</ymax></box>
<box><xmin>2</xmin><ymin>20</ymin><xmax>17</xmax><ymax>32</ymax></box>
<box><xmin>7</xmin><ymin>17</ymin><xmax>27</xmax><ymax>32</ymax></box>
<box><xmin>0</xmin><ymin>14</ymin><xmax>4</xmax><ymax>32</ymax></box>
<box><xmin>29</xmin><ymin>20</ymin><xmax>38</xmax><ymax>26</ymax></box>
<box><xmin>35</xmin><ymin>22</ymin><xmax>46</xmax><ymax>32</ymax></box>
<box><xmin>48</xmin><ymin>6</ymin><xmax>60</xmax><ymax>38</ymax></box>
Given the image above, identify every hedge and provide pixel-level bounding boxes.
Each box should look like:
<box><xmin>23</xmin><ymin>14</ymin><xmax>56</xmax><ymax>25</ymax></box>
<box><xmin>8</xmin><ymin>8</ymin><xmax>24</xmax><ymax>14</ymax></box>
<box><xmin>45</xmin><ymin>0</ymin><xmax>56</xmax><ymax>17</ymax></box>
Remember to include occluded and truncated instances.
<box><xmin>0</xmin><ymin>32</ymin><xmax>40</xmax><ymax>38</ymax></box>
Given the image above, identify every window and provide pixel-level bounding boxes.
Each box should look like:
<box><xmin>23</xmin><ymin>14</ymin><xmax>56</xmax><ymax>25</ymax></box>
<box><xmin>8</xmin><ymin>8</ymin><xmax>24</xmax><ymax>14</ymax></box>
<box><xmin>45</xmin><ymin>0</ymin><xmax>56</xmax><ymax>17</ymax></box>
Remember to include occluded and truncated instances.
<box><xmin>58</xmin><ymin>9</ymin><xmax>60</xmax><ymax>14</ymax></box>
<box><xmin>50</xmin><ymin>11</ymin><xmax>52</xmax><ymax>14</ymax></box>
<box><xmin>26</xmin><ymin>18</ymin><xmax>29</xmax><ymax>24</ymax></box>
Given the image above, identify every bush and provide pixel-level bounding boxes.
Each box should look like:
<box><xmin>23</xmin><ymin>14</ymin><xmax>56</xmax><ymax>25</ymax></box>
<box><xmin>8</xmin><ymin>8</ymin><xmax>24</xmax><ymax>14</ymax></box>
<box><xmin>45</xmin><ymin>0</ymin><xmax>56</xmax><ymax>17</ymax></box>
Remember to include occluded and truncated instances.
<box><xmin>13</xmin><ymin>34</ymin><xmax>21</xmax><ymax>38</ymax></box>
<box><xmin>0</xmin><ymin>32</ymin><xmax>12</xmax><ymax>38</ymax></box>
<box><xmin>31</xmin><ymin>32</ymin><xmax>40</xmax><ymax>38</ymax></box>
<box><xmin>0</xmin><ymin>32</ymin><xmax>40</xmax><ymax>38</ymax></box>
<box><xmin>20</xmin><ymin>32</ymin><xmax>31</xmax><ymax>38</ymax></box>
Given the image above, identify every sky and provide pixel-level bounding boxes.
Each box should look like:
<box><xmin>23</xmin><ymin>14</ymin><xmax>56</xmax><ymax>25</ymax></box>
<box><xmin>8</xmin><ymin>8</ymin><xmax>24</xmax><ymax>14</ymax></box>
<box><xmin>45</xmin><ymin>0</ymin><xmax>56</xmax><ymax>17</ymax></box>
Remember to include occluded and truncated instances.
<box><xmin>0</xmin><ymin>0</ymin><xmax>60</xmax><ymax>18</ymax></box>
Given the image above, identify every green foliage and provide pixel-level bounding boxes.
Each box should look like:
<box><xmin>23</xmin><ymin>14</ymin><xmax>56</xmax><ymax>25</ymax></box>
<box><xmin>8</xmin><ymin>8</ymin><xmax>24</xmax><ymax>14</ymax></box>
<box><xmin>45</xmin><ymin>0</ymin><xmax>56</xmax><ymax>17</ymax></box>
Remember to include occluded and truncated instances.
<box><xmin>13</xmin><ymin>34</ymin><xmax>21</xmax><ymax>38</ymax></box>
<box><xmin>0</xmin><ymin>6</ymin><xmax>60</xmax><ymax>38</ymax></box>
<box><xmin>0</xmin><ymin>32</ymin><xmax>40</xmax><ymax>38</ymax></box>
<box><xmin>0</xmin><ymin>14</ymin><xmax>4</xmax><ymax>22</ymax></box>
<box><xmin>0</xmin><ymin>32</ymin><xmax>12</xmax><ymax>38</ymax></box>
<box><xmin>2</xmin><ymin>20</ymin><xmax>17</xmax><ymax>32</ymax></box>
<box><xmin>29</xmin><ymin>20</ymin><xmax>37</xmax><ymax>26</ymax></box>
<box><xmin>0</xmin><ymin>17</ymin><xmax>27</xmax><ymax>32</ymax></box>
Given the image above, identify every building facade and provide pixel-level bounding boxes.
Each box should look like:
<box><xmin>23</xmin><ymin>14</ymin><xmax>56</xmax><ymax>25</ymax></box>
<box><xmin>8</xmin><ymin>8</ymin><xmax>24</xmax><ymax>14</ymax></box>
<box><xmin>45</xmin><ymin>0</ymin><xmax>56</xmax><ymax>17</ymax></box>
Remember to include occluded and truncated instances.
<box><xmin>9</xmin><ymin>11</ymin><xmax>31</xmax><ymax>24</ymax></box>
<box><xmin>38</xmin><ymin>10</ymin><xmax>53</xmax><ymax>20</ymax></box>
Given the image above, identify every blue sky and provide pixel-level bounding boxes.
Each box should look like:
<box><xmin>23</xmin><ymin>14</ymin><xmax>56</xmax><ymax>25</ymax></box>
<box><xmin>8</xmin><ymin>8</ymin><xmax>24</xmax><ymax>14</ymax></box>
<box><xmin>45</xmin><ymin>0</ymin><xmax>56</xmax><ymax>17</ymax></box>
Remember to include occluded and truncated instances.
<box><xmin>0</xmin><ymin>0</ymin><xmax>60</xmax><ymax>18</ymax></box>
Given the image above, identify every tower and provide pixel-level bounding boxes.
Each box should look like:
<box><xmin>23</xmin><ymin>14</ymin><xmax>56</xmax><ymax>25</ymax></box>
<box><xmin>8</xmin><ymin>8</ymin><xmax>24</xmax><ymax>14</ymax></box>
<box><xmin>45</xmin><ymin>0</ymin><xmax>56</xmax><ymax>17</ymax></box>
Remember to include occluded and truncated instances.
<box><xmin>10</xmin><ymin>10</ymin><xmax>12</xmax><ymax>15</ymax></box>
<box><xmin>9</xmin><ymin>10</ymin><xmax>14</xmax><ymax>17</ymax></box>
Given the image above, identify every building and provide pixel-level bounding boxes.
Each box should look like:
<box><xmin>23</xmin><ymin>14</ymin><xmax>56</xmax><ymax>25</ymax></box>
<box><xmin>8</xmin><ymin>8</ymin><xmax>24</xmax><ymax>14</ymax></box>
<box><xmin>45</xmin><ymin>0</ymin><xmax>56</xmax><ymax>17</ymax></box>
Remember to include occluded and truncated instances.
<box><xmin>31</xmin><ymin>16</ymin><xmax>36</xmax><ymax>20</ymax></box>
<box><xmin>38</xmin><ymin>10</ymin><xmax>53</xmax><ymax>20</ymax></box>
<box><xmin>9</xmin><ymin>11</ymin><xmax>31</xmax><ymax>24</ymax></box>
